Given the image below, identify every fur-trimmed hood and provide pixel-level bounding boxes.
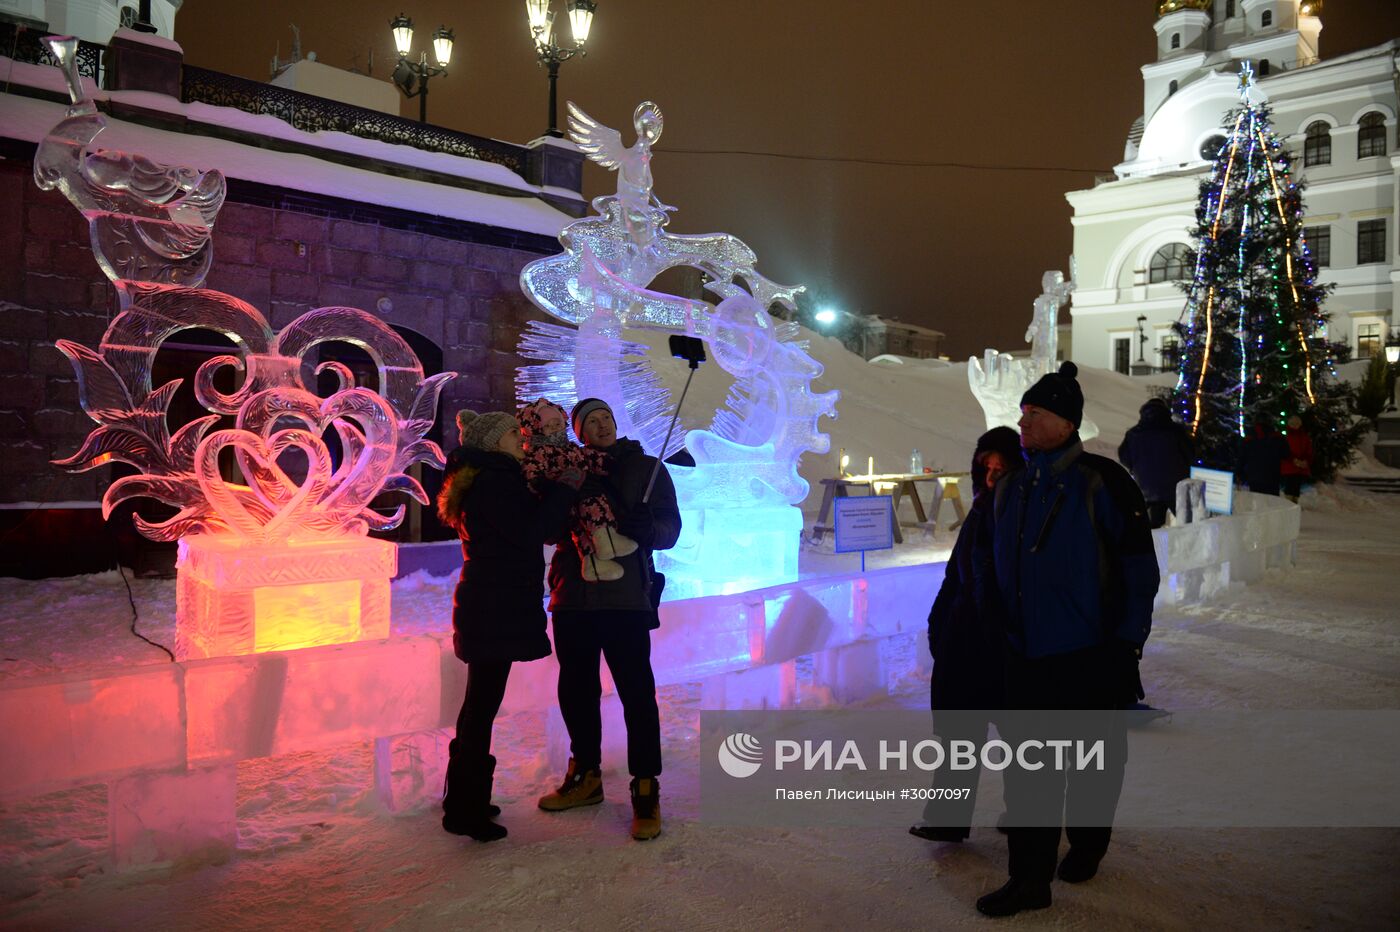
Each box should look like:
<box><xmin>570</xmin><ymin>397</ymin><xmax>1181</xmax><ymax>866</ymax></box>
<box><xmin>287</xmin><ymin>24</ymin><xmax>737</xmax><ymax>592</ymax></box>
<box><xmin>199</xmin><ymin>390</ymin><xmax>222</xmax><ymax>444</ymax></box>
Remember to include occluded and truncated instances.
<box><xmin>436</xmin><ymin>445</ymin><xmax>518</xmax><ymax>531</ymax></box>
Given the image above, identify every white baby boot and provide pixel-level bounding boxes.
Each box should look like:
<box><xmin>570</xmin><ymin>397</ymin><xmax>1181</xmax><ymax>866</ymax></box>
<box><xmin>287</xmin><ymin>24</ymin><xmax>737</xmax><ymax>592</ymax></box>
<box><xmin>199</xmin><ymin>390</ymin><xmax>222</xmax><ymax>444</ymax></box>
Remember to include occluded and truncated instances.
<box><xmin>593</xmin><ymin>526</ymin><xmax>638</xmax><ymax>559</ymax></box>
<box><xmin>582</xmin><ymin>554</ymin><xmax>625</xmax><ymax>582</ymax></box>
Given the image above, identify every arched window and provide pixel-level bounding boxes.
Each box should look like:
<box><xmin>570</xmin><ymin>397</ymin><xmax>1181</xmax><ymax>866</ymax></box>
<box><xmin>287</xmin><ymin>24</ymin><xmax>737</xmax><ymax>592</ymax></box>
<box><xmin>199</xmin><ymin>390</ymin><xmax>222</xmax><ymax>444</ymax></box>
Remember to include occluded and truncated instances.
<box><xmin>1358</xmin><ymin>112</ymin><xmax>1387</xmax><ymax>159</ymax></box>
<box><xmin>1261</xmin><ymin>10</ymin><xmax>1273</xmax><ymax>27</ymax></box>
<box><xmin>1226</xmin><ymin>0</ymin><xmax>1236</xmax><ymax>17</ymax></box>
<box><xmin>1303</xmin><ymin>121</ymin><xmax>1331</xmax><ymax>166</ymax></box>
<box><xmin>1169</xmin><ymin>79</ymin><xmax>1178</xmax><ymax>96</ymax></box>
<box><xmin>1259</xmin><ymin>58</ymin><xmax>1271</xmax><ymax>76</ymax></box>
<box><xmin>1149</xmin><ymin>244</ymin><xmax>1193</xmax><ymax>284</ymax></box>
<box><xmin>1171</xmin><ymin>33</ymin><xmax>1181</xmax><ymax>49</ymax></box>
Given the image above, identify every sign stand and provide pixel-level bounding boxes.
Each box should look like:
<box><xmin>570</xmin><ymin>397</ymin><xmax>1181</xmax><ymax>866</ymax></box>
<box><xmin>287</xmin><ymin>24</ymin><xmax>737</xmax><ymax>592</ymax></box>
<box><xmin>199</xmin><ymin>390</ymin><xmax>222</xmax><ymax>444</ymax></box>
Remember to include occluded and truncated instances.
<box><xmin>833</xmin><ymin>495</ymin><xmax>895</xmax><ymax>572</ymax></box>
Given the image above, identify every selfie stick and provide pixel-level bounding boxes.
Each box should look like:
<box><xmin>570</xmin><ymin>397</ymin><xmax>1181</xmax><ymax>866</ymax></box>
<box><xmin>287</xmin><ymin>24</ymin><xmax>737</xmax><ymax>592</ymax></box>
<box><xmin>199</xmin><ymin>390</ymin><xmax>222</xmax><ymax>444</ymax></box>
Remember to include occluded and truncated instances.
<box><xmin>644</xmin><ymin>337</ymin><xmax>705</xmax><ymax>503</ymax></box>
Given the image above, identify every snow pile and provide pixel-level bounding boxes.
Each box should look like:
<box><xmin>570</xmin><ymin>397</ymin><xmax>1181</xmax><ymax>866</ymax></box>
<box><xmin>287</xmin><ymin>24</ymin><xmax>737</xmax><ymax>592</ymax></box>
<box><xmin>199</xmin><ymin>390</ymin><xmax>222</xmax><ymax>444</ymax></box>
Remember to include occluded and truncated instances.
<box><xmin>630</xmin><ymin>324</ymin><xmax>1156</xmax><ymax>514</ymax></box>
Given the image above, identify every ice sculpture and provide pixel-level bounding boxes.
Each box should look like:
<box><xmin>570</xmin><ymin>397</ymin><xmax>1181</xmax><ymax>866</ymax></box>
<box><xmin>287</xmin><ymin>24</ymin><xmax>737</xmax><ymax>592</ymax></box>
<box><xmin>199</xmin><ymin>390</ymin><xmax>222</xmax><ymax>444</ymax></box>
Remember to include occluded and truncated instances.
<box><xmin>34</xmin><ymin>36</ymin><xmax>225</xmax><ymax>287</ymax></box>
<box><xmin>53</xmin><ymin>281</ymin><xmax>454</xmax><ymax>658</ymax></box>
<box><xmin>518</xmin><ymin>101</ymin><xmax>839</xmax><ymax>596</ymax></box>
<box><xmin>967</xmin><ymin>270</ymin><xmax>1099</xmax><ymax>442</ymax></box>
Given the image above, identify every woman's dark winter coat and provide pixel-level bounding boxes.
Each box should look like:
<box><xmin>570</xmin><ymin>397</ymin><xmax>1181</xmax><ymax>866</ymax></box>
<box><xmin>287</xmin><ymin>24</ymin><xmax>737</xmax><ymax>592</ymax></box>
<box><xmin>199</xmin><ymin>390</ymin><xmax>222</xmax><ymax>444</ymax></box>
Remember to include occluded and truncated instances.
<box><xmin>928</xmin><ymin>492</ymin><xmax>1006</xmax><ymax>710</ymax></box>
<box><xmin>1238</xmin><ymin>424</ymin><xmax>1289</xmax><ymax>494</ymax></box>
<box><xmin>1118</xmin><ymin>401</ymin><xmax>1194</xmax><ymax>505</ymax></box>
<box><xmin>926</xmin><ymin>426</ymin><xmax>1022</xmax><ymax>711</ymax></box>
<box><xmin>441</xmin><ymin>445</ymin><xmax>577</xmax><ymax>663</ymax></box>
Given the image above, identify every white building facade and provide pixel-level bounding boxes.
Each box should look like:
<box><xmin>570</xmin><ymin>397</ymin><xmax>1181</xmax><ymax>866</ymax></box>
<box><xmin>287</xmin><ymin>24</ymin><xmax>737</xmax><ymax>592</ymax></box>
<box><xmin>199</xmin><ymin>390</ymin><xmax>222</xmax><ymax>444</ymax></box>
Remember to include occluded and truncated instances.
<box><xmin>1066</xmin><ymin>0</ymin><xmax>1398</xmax><ymax>375</ymax></box>
<box><xmin>0</xmin><ymin>0</ymin><xmax>181</xmax><ymax>41</ymax></box>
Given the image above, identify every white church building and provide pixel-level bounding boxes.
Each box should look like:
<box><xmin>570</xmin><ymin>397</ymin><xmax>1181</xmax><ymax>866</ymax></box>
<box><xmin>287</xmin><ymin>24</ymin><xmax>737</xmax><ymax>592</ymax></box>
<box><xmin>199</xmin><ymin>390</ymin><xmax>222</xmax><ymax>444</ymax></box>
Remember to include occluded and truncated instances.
<box><xmin>1066</xmin><ymin>0</ymin><xmax>1397</xmax><ymax>375</ymax></box>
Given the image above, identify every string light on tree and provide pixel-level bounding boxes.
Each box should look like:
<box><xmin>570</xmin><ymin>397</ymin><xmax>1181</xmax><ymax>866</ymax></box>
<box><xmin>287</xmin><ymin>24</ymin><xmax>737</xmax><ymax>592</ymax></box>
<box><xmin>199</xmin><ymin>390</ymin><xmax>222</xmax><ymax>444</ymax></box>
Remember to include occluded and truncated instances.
<box><xmin>1169</xmin><ymin>61</ymin><xmax>1363</xmax><ymax>480</ymax></box>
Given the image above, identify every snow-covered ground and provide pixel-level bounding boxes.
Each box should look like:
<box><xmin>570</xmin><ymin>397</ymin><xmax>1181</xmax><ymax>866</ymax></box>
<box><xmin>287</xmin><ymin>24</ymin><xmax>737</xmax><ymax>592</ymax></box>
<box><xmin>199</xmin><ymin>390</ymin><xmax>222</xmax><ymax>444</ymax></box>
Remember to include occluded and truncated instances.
<box><xmin>2</xmin><ymin>486</ymin><xmax>1397</xmax><ymax>928</ymax></box>
<box><xmin>2</xmin><ymin>332</ymin><xmax>1398</xmax><ymax>927</ymax></box>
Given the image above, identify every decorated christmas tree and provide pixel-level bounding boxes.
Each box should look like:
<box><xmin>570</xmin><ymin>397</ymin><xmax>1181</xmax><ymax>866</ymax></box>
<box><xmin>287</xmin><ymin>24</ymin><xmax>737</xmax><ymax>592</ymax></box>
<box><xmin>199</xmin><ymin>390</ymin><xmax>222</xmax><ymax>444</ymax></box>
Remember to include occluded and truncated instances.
<box><xmin>1171</xmin><ymin>64</ymin><xmax>1362</xmax><ymax>481</ymax></box>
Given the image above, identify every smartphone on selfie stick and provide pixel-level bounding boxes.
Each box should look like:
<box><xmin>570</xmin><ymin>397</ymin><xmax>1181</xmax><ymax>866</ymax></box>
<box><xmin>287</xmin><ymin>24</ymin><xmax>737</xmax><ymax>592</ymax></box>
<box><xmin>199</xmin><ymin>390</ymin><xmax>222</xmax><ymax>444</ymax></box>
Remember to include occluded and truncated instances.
<box><xmin>643</xmin><ymin>335</ymin><xmax>706</xmax><ymax>503</ymax></box>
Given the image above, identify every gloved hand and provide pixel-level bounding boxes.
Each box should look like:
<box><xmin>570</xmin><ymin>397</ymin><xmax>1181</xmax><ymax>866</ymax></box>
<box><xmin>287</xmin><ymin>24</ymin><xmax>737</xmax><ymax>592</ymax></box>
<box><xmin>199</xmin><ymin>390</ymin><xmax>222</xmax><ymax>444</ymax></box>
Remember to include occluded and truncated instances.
<box><xmin>1111</xmin><ymin>640</ymin><xmax>1145</xmax><ymax>705</ymax></box>
<box><xmin>556</xmin><ymin>467</ymin><xmax>585</xmax><ymax>491</ymax></box>
<box><xmin>616</xmin><ymin>502</ymin><xmax>655</xmax><ymax>549</ymax></box>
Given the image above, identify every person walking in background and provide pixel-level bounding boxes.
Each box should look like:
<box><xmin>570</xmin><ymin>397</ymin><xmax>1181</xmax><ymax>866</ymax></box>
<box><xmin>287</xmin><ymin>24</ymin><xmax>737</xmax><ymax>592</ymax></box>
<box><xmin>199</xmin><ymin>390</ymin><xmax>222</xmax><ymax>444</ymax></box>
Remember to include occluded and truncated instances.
<box><xmin>1281</xmin><ymin>414</ymin><xmax>1314</xmax><ymax>502</ymax></box>
<box><xmin>1118</xmin><ymin>397</ymin><xmax>1194</xmax><ymax>528</ymax></box>
<box><xmin>537</xmin><ymin>398</ymin><xmax>681</xmax><ymax>841</ymax></box>
<box><xmin>1237</xmin><ymin>421</ymin><xmax>1289</xmax><ymax>496</ymax></box>
<box><xmin>910</xmin><ymin>426</ymin><xmax>1024</xmax><ymax>844</ymax></box>
<box><xmin>973</xmin><ymin>362</ymin><xmax>1160</xmax><ymax>918</ymax></box>
<box><xmin>435</xmin><ymin>409</ymin><xmax>582</xmax><ymax>842</ymax></box>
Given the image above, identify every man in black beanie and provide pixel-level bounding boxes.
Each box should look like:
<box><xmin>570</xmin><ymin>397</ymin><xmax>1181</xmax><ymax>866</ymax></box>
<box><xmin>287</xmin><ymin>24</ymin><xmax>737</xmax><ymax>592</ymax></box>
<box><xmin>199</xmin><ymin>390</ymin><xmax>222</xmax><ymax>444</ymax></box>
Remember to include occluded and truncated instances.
<box><xmin>972</xmin><ymin>362</ymin><xmax>1161</xmax><ymax>917</ymax></box>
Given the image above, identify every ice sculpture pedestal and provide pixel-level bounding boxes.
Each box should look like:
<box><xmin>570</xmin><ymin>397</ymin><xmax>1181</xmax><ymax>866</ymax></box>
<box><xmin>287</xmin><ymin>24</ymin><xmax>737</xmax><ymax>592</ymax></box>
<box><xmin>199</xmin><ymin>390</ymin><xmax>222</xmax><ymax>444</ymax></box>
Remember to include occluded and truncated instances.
<box><xmin>660</xmin><ymin>505</ymin><xmax>803</xmax><ymax>599</ymax></box>
<box><xmin>175</xmin><ymin>534</ymin><xmax>397</xmax><ymax>660</ymax></box>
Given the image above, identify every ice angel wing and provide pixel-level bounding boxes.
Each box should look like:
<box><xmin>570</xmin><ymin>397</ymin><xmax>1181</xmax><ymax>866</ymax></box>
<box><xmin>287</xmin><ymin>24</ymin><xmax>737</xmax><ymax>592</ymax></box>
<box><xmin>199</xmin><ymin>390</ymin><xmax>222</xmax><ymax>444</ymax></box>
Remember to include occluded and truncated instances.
<box><xmin>566</xmin><ymin>101</ymin><xmax>626</xmax><ymax>170</ymax></box>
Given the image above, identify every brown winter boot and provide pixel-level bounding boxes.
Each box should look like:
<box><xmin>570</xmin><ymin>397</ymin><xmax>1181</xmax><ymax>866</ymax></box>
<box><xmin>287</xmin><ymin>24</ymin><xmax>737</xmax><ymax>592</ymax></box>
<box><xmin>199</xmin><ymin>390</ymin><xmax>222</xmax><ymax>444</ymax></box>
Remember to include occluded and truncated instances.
<box><xmin>629</xmin><ymin>777</ymin><xmax>661</xmax><ymax>840</ymax></box>
<box><xmin>538</xmin><ymin>757</ymin><xmax>604</xmax><ymax>811</ymax></box>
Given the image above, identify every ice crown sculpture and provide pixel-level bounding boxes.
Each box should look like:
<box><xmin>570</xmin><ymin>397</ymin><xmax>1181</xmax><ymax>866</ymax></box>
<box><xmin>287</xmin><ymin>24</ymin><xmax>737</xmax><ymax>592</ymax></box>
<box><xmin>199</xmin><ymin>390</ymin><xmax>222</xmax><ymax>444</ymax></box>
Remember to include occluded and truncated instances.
<box><xmin>517</xmin><ymin>101</ymin><xmax>840</xmax><ymax>595</ymax></box>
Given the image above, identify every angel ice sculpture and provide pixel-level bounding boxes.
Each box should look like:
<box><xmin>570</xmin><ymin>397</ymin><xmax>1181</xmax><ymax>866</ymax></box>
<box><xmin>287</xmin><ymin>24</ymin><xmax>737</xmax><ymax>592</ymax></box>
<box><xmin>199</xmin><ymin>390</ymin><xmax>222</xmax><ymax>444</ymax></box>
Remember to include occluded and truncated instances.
<box><xmin>567</xmin><ymin>100</ymin><xmax>671</xmax><ymax>258</ymax></box>
<box><xmin>34</xmin><ymin>36</ymin><xmax>225</xmax><ymax>287</ymax></box>
<box><xmin>519</xmin><ymin>101</ymin><xmax>839</xmax><ymax>596</ymax></box>
<box><xmin>968</xmin><ymin>269</ymin><xmax>1099</xmax><ymax>441</ymax></box>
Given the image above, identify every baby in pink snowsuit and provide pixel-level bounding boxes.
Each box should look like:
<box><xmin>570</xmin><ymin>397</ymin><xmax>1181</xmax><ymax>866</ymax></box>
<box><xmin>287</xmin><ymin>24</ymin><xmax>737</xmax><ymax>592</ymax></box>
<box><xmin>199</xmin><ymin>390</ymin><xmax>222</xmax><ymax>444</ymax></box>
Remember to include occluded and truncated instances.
<box><xmin>517</xmin><ymin>398</ymin><xmax>637</xmax><ymax>582</ymax></box>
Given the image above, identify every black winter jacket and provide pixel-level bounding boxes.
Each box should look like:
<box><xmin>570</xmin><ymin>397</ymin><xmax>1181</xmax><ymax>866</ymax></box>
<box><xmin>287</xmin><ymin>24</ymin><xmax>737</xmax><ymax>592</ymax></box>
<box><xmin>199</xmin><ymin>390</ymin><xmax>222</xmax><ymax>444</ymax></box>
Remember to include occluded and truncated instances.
<box><xmin>1118</xmin><ymin>402</ymin><xmax>1194</xmax><ymax>504</ymax></box>
<box><xmin>928</xmin><ymin>492</ymin><xmax>1005</xmax><ymax>711</ymax></box>
<box><xmin>547</xmin><ymin>437</ymin><xmax>681</xmax><ymax>623</ymax></box>
<box><xmin>443</xmin><ymin>445</ymin><xmax>577</xmax><ymax>663</ymax></box>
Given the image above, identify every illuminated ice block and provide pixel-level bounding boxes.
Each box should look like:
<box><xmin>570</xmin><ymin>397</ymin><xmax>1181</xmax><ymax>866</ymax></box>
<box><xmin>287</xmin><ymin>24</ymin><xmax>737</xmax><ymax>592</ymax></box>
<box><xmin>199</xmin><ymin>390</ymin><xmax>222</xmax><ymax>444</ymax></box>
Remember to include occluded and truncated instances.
<box><xmin>108</xmin><ymin>764</ymin><xmax>237</xmax><ymax>867</ymax></box>
<box><xmin>183</xmin><ymin>635</ymin><xmax>441</xmax><ymax>763</ymax></box>
<box><xmin>811</xmin><ymin>639</ymin><xmax>886</xmax><ymax>706</ymax></box>
<box><xmin>700</xmin><ymin>661</ymin><xmax>797</xmax><ymax>711</ymax></box>
<box><xmin>175</xmin><ymin>534</ymin><xmax>397</xmax><ymax>659</ymax></box>
<box><xmin>659</xmin><ymin>506</ymin><xmax>803</xmax><ymax>599</ymax></box>
<box><xmin>0</xmin><ymin>665</ymin><xmax>185</xmax><ymax>800</ymax></box>
<box><xmin>374</xmin><ymin>729</ymin><xmax>451</xmax><ymax>812</ymax></box>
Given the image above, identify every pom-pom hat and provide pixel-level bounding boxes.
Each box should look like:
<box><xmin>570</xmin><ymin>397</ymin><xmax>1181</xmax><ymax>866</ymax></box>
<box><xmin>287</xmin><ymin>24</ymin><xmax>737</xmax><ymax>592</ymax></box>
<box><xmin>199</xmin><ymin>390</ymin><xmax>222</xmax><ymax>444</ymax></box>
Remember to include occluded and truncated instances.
<box><xmin>1019</xmin><ymin>361</ymin><xmax>1084</xmax><ymax>429</ymax></box>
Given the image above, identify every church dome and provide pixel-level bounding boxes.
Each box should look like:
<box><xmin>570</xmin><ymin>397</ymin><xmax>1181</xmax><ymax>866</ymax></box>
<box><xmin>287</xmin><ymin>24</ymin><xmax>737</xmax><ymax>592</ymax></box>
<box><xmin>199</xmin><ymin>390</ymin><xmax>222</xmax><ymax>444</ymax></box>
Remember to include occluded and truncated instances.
<box><xmin>1156</xmin><ymin>0</ymin><xmax>1212</xmax><ymax>16</ymax></box>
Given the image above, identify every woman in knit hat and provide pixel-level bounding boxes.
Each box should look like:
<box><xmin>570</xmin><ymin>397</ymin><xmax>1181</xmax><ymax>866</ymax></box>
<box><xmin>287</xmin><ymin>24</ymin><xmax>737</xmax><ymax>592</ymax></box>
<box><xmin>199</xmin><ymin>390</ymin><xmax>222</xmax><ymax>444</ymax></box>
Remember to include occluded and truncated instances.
<box><xmin>911</xmin><ymin>425</ymin><xmax>1024</xmax><ymax>844</ymax></box>
<box><xmin>434</xmin><ymin>408</ymin><xmax>583</xmax><ymax>842</ymax></box>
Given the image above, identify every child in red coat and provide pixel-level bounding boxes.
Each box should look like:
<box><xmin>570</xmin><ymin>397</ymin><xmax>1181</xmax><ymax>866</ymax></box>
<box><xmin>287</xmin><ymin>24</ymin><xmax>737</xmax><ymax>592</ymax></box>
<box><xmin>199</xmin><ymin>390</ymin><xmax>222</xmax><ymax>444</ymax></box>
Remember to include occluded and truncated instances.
<box><xmin>518</xmin><ymin>398</ymin><xmax>637</xmax><ymax>581</ymax></box>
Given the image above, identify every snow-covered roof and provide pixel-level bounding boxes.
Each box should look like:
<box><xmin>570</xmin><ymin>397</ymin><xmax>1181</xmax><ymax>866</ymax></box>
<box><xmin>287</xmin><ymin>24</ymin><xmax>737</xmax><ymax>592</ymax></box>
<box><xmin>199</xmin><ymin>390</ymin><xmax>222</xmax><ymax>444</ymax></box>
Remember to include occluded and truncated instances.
<box><xmin>0</xmin><ymin>55</ymin><xmax>578</xmax><ymax>238</ymax></box>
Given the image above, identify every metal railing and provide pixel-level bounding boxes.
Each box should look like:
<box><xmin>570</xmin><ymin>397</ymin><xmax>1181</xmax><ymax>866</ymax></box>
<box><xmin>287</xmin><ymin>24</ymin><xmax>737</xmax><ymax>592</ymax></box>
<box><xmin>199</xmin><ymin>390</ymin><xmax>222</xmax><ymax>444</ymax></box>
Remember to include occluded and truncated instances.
<box><xmin>180</xmin><ymin>65</ymin><xmax>526</xmax><ymax>175</ymax></box>
<box><xmin>0</xmin><ymin>20</ymin><xmax>104</xmax><ymax>84</ymax></box>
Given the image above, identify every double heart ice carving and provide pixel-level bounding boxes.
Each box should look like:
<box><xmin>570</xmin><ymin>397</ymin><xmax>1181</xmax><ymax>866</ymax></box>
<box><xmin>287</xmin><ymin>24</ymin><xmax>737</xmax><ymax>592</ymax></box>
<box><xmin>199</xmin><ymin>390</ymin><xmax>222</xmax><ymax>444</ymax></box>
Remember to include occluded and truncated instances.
<box><xmin>54</xmin><ymin>281</ymin><xmax>454</xmax><ymax>544</ymax></box>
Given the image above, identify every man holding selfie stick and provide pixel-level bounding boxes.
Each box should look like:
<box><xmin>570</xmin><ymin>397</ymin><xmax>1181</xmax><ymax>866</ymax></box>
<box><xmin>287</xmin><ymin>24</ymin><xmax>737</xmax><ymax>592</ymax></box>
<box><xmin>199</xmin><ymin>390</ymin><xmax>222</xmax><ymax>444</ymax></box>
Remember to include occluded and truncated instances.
<box><xmin>537</xmin><ymin>336</ymin><xmax>701</xmax><ymax>840</ymax></box>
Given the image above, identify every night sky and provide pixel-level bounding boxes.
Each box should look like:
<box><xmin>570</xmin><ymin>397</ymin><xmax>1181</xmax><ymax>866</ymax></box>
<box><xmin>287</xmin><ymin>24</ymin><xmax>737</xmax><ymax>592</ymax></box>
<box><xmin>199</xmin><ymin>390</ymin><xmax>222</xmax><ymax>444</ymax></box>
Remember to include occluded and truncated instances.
<box><xmin>176</xmin><ymin>1</ymin><xmax>1400</xmax><ymax>358</ymax></box>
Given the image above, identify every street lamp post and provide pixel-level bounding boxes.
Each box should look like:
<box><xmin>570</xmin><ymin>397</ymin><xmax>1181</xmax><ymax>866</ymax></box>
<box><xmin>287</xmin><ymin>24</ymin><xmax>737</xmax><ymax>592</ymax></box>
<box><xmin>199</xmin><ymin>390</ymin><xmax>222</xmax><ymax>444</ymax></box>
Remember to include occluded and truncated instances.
<box><xmin>525</xmin><ymin>0</ymin><xmax>597</xmax><ymax>137</ymax></box>
<box><xmin>1385</xmin><ymin>327</ymin><xmax>1400</xmax><ymax>412</ymax></box>
<box><xmin>389</xmin><ymin>13</ymin><xmax>454</xmax><ymax>124</ymax></box>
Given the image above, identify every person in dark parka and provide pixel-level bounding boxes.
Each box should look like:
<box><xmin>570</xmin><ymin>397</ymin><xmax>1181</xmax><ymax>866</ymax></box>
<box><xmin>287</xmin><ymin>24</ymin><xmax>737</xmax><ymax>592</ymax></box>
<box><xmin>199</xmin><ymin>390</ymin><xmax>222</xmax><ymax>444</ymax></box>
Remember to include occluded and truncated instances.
<box><xmin>1237</xmin><ymin>422</ymin><xmax>1289</xmax><ymax>496</ymax></box>
<box><xmin>972</xmin><ymin>362</ymin><xmax>1160</xmax><ymax>918</ymax></box>
<box><xmin>1118</xmin><ymin>397</ymin><xmax>1194</xmax><ymax>528</ymax></box>
<box><xmin>910</xmin><ymin>425</ymin><xmax>1024</xmax><ymax>844</ymax></box>
<box><xmin>435</xmin><ymin>408</ymin><xmax>581</xmax><ymax>842</ymax></box>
